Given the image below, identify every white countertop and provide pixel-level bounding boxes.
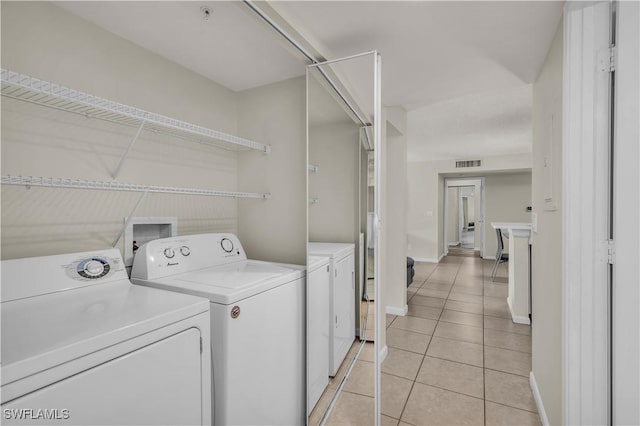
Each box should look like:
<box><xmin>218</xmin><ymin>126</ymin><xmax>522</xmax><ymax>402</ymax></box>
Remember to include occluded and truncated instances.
<box><xmin>491</xmin><ymin>222</ymin><xmax>532</xmax><ymax>230</ymax></box>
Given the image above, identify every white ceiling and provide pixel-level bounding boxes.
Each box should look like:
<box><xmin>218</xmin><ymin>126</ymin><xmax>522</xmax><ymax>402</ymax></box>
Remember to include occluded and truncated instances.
<box><xmin>55</xmin><ymin>1</ymin><xmax>563</xmax><ymax>162</ymax></box>
<box><xmin>273</xmin><ymin>1</ymin><xmax>562</xmax><ymax>162</ymax></box>
<box><xmin>55</xmin><ymin>1</ymin><xmax>307</xmax><ymax>92</ymax></box>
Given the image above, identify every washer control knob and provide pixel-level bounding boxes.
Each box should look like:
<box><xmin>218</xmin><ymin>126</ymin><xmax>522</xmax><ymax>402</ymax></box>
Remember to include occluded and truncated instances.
<box><xmin>180</xmin><ymin>246</ymin><xmax>191</xmax><ymax>256</ymax></box>
<box><xmin>164</xmin><ymin>248</ymin><xmax>175</xmax><ymax>259</ymax></box>
<box><xmin>220</xmin><ymin>238</ymin><xmax>234</xmax><ymax>253</ymax></box>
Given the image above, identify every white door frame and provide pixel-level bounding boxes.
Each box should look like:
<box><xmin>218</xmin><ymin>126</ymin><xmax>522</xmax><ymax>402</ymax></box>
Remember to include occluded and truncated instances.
<box><xmin>562</xmin><ymin>2</ymin><xmax>612</xmax><ymax>424</ymax></box>
<box><xmin>442</xmin><ymin>177</ymin><xmax>485</xmax><ymax>257</ymax></box>
<box><xmin>612</xmin><ymin>1</ymin><xmax>640</xmax><ymax>424</ymax></box>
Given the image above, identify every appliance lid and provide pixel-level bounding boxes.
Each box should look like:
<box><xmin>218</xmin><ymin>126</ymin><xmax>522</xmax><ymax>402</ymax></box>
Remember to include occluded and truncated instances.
<box><xmin>308</xmin><ymin>255</ymin><xmax>330</xmax><ymax>272</ymax></box>
<box><xmin>134</xmin><ymin>260</ymin><xmax>305</xmax><ymax>305</ymax></box>
<box><xmin>308</xmin><ymin>242</ymin><xmax>355</xmax><ymax>260</ymax></box>
<box><xmin>1</xmin><ymin>280</ymin><xmax>209</xmax><ymax>386</ymax></box>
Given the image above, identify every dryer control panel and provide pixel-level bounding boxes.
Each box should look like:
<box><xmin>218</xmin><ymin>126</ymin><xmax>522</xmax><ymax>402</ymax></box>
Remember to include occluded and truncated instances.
<box><xmin>131</xmin><ymin>233</ymin><xmax>247</xmax><ymax>281</ymax></box>
<box><xmin>1</xmin><ymin>249</ymin><xmax>128</xmax><ymax>303</ymax></box>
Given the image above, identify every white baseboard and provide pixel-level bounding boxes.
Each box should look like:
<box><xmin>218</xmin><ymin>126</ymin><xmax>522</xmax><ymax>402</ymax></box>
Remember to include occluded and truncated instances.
<box><xmin>413</xmin><ymin>257</ymin><xmax>438</xmax><ymax>263</ymax></box>
<box><xmin>507</xmin><ymin>297</ymin><xmax>531</xmax><ymax>325</ymax></box>
<box><xmin>448</xmin><ymin>241</ymin><xmax>460</xmax><ymax>246</ymax></box>
<box><xmin>379</xmin><ymin>345</ymin><xmax>388</xmax><ymax>364</ymax></box>
<box><xmin>484</xmin><ymin>255</ymin><xmax>497</xmax><ymax>260</ymax></box>
<box><xmin>530</xmin><ymin>372</ymin><xmax>549</xmax><ymax>426</ymax></box>
<box><xmin>413</xmin><ymin>254</ymin><xmax>445</xmax><ymax>264</ymax></box>
<box><xmin>386</xmin><ymin>305</ymin><xmax>408</xmax><ymax>316</ymax></box>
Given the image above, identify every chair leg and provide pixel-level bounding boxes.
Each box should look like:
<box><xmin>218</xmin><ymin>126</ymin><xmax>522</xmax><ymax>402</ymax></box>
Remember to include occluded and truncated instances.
<box><xmin>491</xmin><ymin>249</ymin><xmax>501</xmax><ymax>281</ymax></box>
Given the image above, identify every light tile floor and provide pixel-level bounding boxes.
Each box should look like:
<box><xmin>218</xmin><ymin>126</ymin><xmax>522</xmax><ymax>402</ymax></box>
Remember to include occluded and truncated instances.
<box><xmin>322</xmin><ymin>253</ymin><xmax>540</xmax><ymax>426</ymax></box>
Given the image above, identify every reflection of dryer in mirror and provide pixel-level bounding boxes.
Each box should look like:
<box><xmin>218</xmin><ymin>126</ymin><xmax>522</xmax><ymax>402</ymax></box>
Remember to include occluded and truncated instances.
<box><xmin>308</xmin><ymin>242</ymin><xmax>355</xmax><ymax>376</ymax></box>
<box><xmin>307</xmin><ymin>255</ymin><xmax>331</xmax><ymax>414</ymax></box>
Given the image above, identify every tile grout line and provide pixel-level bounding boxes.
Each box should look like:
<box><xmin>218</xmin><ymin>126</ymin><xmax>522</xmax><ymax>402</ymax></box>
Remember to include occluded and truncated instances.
<box><xmin>395</xmin><ymin>259</ymin><xmax>463</xmax><ymax>424</ymax></box>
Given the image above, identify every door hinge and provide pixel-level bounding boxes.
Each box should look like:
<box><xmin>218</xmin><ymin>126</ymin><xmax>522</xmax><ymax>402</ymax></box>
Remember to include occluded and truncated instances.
<box><xmin>607</xmin><ymin>240</ymin><xmax>616</xmax><ymax>265</ymax></box>
<box><xmin>599</xmin><ymin>45</ymin><xmax>617</xmax><ymax>72</ymax></box>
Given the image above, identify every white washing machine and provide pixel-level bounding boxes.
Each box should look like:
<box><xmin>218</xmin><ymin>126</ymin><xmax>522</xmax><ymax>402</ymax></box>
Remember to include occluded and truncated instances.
<box><xmin>306</xmin><ymin>255</ymin><xmax>331</xmax><ymax>414</ymax></box>
<box><xmin>308</xmin><ymin>243</ymin><xmax>355</xmax><ymax>376</ymax></box>
<box><xmin>131</xmin><ymin>233</ymin><xmax>305</xmax><ymax>426</ymax></box>
<box><xmin>1</xmin><ymin>249</ymin><xmax>211</xmax><ymax>426</ymax></box>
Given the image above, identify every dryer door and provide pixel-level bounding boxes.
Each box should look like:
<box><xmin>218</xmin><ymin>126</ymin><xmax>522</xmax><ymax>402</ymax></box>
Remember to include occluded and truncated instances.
<box><xmin>3</xmin><ymin>328</ymin><xmax>204</xmax><ymax>425</ymax></box>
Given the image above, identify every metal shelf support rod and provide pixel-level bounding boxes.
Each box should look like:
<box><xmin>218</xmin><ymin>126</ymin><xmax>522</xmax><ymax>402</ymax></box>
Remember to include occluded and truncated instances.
<box><xmin>113</xmin><ymin>119</ymin><xmax>146</xmax><ymax>180</ymax></box>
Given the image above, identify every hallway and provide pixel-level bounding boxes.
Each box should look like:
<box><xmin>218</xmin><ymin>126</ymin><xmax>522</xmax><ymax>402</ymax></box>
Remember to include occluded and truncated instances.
<box><xmin>322</xmin><ymin>253</ymin><xmax>540</xmax><ymax>425</ymax></box>
<box><xmin>381</xmin><ymin>255</ymin><xmax>539</xmax><ymax>425</ymax></box>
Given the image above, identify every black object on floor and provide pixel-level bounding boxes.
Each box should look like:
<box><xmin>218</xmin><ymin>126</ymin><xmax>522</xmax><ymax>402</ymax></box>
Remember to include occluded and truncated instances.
<box><xmin>407</xmin><ymin>257</ymin><xmax>415</xmax><ymax>286</ymax></box>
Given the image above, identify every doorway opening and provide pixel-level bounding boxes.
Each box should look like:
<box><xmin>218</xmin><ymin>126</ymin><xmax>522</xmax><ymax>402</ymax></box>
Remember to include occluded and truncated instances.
<box><xmin>443</xmin><ymin>178</ymin><xmax>485</xmax><ymax>258</ymax></box>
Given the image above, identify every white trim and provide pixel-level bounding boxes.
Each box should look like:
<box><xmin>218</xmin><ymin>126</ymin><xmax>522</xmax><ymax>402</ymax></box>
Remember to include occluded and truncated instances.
<box><xmin>530</xmin><ymin>372</ymin><xmax>550</xmax><ymax>426</ymax></box>
<box><xmin>412</xmin><ymin>254</ymin><xmax>444</xmax><ymax>264</ymax></box>
<box><xmin>378</xmin><ymin>345</ymin><xmax>388</xmax><ymax>364</ymax></box>
<box><xmin>507</xmin><ymin>297</ymin><xmax>531</xmax><ymax>325</ymax></box>
<box><xmin>562</xmin><ymin>2</ymin><xmax>611</xmax><ymax>425</ymax></box>
<box><xmin>612</xmin><ymin>2</ymin><xmax>640</xmax><ymax>423</ymax></box>
<box><xmin>447</xmin><ymin>241</ymin><xmax>460</xmax><ymax>246</ymax></box>
<box><xmin>385</xmin><ymin>305</ymin><xmax>408</xmax><ymax>316</ymax></box>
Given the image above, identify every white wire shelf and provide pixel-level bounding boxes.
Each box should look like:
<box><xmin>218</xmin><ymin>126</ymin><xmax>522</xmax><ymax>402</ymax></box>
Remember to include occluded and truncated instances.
<box><xmin>1</xmin><ymin>69</ymin><xmax>271</xmax><ymax>154</ymax></box>
<box><xmin>1</xmin><ymin>175</ymin><xmax>271</xmax><ymax>199</ymax></box>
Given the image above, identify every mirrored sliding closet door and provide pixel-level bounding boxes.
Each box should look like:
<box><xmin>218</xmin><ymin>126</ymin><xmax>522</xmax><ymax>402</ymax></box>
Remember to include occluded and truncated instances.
<box><xmin>306</xmin><ymin>51</ymin><xmax>382</xmax><ymax>426</ymax></box>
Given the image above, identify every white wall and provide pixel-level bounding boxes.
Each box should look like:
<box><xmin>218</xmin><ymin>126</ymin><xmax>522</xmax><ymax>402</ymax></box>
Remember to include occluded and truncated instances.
<box><xmin>1</xmin><ymin>2</ymin><xmax>242</xmax><ymax>259</ymax></box>
<box><xmin>308</xmin><ymin>122</ymin><xmax>360</xmax><ymax>243</ymax></box>
<box><xmin>236</xmin><ymin>77</ymin><xmax>307</xmax><ymax>265</ymax></box>
<box><xmin>383</xmin><ymin>106</ymin><xmax>408</xmax><ymax>316</ymax></box>
<box><xmin>484</xmin><ymin>172</ymin><xmax>532</xmax><ymax>258</ymax></box>
<box><xmin>531</xmin><ymin>22</ymin><xmax>563</xmax><ymax>426</ymax></box>
<box><xmin>407</xmin><ymin>153</ymin><xmax>532</xmax><ymax>261</ymax></box>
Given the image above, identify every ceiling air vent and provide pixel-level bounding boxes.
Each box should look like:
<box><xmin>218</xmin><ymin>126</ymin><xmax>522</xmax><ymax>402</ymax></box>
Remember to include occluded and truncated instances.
<box><xmin>455</xmin><ymin>159</ymin><xmax>482</xmax><ymax>168</ymax></box>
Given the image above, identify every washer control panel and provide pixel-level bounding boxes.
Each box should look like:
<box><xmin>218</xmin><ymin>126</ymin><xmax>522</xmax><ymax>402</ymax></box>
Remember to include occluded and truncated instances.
<box><xmin>131</xmin><ymin>233</ymin><xmax>247</xmax><ymax>280</ymax></box>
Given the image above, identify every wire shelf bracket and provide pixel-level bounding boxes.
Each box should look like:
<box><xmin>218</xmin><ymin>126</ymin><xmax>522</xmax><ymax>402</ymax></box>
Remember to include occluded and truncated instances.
<box><xmin>1</xmin><ymin>69</ymin><xmax>271</xmax><ymax>154</ymax></box>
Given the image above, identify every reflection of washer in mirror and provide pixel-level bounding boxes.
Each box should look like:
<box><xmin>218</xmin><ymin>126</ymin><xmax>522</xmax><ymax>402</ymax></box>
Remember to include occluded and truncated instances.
<box><xmin>306</xmin><ymin>50</ymin><xmax>381</xmax><ymax>426</ymax></box>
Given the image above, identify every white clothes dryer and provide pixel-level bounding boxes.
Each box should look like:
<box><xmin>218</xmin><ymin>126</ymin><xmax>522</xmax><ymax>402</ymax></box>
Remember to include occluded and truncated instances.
<box><xmin>308</xmin><ymin>243</ymin><xmax>355</xmax><ymax>376</ymax></box>
<box><xmin>131</xmin><ymin>233</ymin><xmax>305</xmax><ymax>426</ymax></box>
<box><xmin>307</xmin><ymin>255</ymin><xmax>331</xmax><ymax>414</ymax></box>
<box><xmin>1</xmin><ymin>249</ymin><xmax>211</xmax><ymax>426</ymax></box>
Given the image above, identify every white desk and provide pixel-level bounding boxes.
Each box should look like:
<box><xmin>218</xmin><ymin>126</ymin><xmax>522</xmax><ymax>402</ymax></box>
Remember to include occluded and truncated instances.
<box><xmin>491</xmin><ymin>222</ymin><xmax>532</xmax><ymax>325</ymax></box>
